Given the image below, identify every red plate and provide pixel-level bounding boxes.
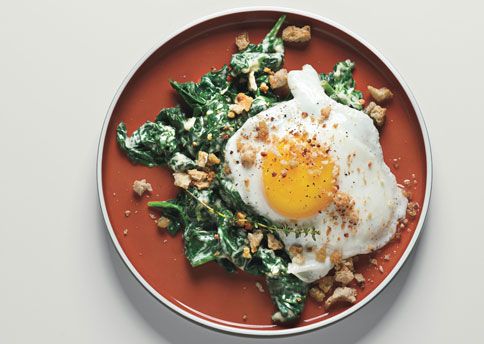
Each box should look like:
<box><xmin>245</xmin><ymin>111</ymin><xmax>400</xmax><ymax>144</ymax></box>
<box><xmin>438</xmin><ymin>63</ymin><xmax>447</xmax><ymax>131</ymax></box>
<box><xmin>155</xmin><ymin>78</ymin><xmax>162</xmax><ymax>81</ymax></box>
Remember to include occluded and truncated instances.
<box><xmin>97</xmin><ymin>8</ymin><xmax>432</xmax><ymax>336</ymax></box>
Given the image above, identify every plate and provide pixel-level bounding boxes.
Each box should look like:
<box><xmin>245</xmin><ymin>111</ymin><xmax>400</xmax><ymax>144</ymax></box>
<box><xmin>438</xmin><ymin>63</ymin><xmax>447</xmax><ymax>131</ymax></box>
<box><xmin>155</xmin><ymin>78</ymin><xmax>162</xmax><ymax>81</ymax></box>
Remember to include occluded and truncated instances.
<box><xmin>97</xmin><ymin>7</ymin><xmax>432</xmax><ymax>336</ymax></box>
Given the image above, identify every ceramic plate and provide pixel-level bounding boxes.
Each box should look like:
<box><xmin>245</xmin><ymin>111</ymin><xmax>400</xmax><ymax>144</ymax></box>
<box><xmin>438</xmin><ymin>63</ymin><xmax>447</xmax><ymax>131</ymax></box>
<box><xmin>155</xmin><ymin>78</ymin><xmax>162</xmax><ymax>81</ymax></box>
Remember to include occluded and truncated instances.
<box><xmin>97</xmin><ymin>7</ymin><xmax>432</xmax><ymax>336</ymax></box>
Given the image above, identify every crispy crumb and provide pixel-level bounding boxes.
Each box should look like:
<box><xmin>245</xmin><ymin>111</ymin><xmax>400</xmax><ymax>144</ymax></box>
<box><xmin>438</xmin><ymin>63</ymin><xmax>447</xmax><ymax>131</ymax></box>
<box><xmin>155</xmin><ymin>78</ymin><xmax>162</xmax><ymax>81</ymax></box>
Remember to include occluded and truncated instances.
<box><xmin>320</xmin><ymin>106</ymin><xmax>331</xmax><ymax>120</ymax></box>
<box><xmin>259</xmin><ymin>82</ymin><xmax>269</xmax><ymax>93</ymax></box>
<box><xmin>173</xmin><ymin>172</ymin><xmax>191</xmax><ymax>189</ymax></box>
<box><xmin>235</xmin><ymin>93</ymin><xmax>254</xmax><ymax>112</ymax></box>
<box><xmin>248</xmin><ymin>230</ymin><xmax>263</xmax><ymax>253</ymax></box>
<box><xmin>354</xmin><ymin>273</ymin><xmax>365</xmax><ymax>286</ymax></box>
<box><xmin>335</xmin><ymin>267</ymin><xmax>354</xmax><ymax>286</ymax></box>
<box><xmin>368</xmin><ymin>85</ymin><xmax>394</xmax><ymax>103</ymax></box>
<box><xmin>330</xmin><ymin>250</ymin><xmax>342</xmax><ymax>265</ymax></box>
<box><xmin>407</xmin><ymin>201</ymin><xmax>419</xmax><ymax>217</ymax></box>
<box><xmin>242</xmin><ymin>246</ymin><xmax>251</xmax><ymax>259</ymax></box>
<box><xmin>240</xmin><ymin>148</ymin><xmax>256</xmax><ymax>168</ymax></box>
<box><xmin>123</xmin><ymin>228</ymin><xmax>128</xmax><ymax>236</ymax></box>
<box><xmin>207</xmin><ymin>153</ymin><xmax>221</xmax><ymax>166</ymax></box>
<box><xmin>132</xmin><ymin>179</ymin><xmax>152</xmax><ymax>196</ymax></box>
<box><xmin>187</xmin><ymin>169</ymin><xmax>208</xmax><ymax>182</ymax></box>
<box><xmin>324</xmin><ymin>287</ymin><xmax>357</xmax><ymax>309</ymax></box>
<box><xmin>229</xmin><ymin>103</ymin><xmax>245</xmax><ymax>115</ymax></box>
<box><xmin>124</xmin><ymin>210</ymin><xmax>131</xmax><ymax>217</ymax></box>
<box><xmin>255</xmin><ymin>281</ymin><xmax>265</xmax><ymax>293</ymax></box>
<box><xmin>309</xmin><ymin>286</ymin><xmax>325</xmax><ymax>302</ymax></box>
<box><xmin>282</xmin><ymin>25</ymin><xmax>311</xmax><ymax>43</ymax></box>
<box><xmin>196</xmin><ymin>151</ymin><xmax>208</xmax><ymax>167</ymax></box>
<box><xmin>267</xmin><ymin>234</ymin><xmax>284</xmax><ymax>250</ymax></box>
<box><xmin>263</xmin><ymin>67</ymin><xmax>273</xmax><ymax>74</ymax></box>
<box><xmin>157</xmin><ymin>216</ymin><xmax>170</xmax><ymax>229</ymax></box>
<box><xmin>378</xmin><ymin>265</ymin><xmax>384</xmax><ymax>273</ymax></box>
<box><xmin>268</xmin><ymin>69</ymin><xmax>289</xmax><ymax>94</ymax></box>
<box><xmin>318</xmin><ymin>276</ymin><xmax>334</xmax><ymax>294</ymax></box>
<box><xmin>315</xmin><ymin>246</ymin><xmax>326</xmax><ymax>262</ymax></box>
<box><xmin>370</xmin><ymin>258</ymin><xmax>378</xmax><ymax>266</ymax></box>
<box><xmin>235</xmin><ymin>32</ymin><xmax>250</xmax><ymax>51</ymax></box>
<box><xmin>255</xmin><ymin>120</ymin><xmax>269</xmax><ymax>141</ymax></box>
<box><xmin>242</xmin><ymin>314</ymin><xmax>248</xmax><ymax>321</ymax></box>
<box><xmin>364</xmin><ymin>101</ymin><xmax>387</xmax><ymax>128</ymax></box>
<box><xmin>384</xmin><ymin>254</ymin><xmax>391</xmax><ymax>261</ymax></box>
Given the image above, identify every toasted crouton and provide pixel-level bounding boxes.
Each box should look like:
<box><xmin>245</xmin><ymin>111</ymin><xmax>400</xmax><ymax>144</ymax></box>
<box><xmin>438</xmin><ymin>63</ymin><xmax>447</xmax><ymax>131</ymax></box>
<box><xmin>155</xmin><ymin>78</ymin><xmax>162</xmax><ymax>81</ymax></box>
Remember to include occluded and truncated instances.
<box><xmin>368</xmin><ymin>85</ymin><xmax>393</xmax><ymax>103</ymax></box>
<box><xmin>132</xmin><ymin>179</ymin><xmax>152</xmax><ymax>196</ymax></box>
<box><xmin>324</xmin><ymin>287</ymin><xmax>357</xmax><ymax>309</ymax></box>
<box><xmin>235</xmin><ymin>32</ymin><xmax>250</xmax><ymax>51</ymax></box>
<box><xmin>364</xmin><ymin>101</ymin><xmax>387</xmax><ymax>128</ymax></box>
<box><xmin>282</xmin><ymin>25</ymin><xmax>311</xmax><ymax>43</ymax></box>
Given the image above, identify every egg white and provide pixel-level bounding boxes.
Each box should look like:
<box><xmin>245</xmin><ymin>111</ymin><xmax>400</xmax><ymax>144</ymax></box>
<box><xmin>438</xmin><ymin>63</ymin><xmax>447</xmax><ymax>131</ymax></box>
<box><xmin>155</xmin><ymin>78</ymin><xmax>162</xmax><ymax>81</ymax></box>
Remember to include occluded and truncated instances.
<box><xmin>224</xmin><ymin>65</ymin><xmax>407</xmax><ymax>283</ymax></box>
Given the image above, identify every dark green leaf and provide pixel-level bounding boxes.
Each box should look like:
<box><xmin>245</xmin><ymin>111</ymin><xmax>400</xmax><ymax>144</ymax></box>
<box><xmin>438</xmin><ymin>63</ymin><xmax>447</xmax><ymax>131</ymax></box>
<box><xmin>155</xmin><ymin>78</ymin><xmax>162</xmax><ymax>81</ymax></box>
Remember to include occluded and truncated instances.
<box><xmin>147</xmin><ymin>200</ymin><xmax>187</xmax><ymax>235</ymax></box>
<box><xmin>267</xmin><ymin>273</ymin><xmax>308</xmax><ymax>324</ymax></box>
<box><xmin>116</xmin><ymin>121</ymin><xmax>177</xmax><ymax>167</ymax></box>
<box><xmin>320</xmin><ymin>60</ymin><xmax>363</xmax><ymax>110</ymax></box>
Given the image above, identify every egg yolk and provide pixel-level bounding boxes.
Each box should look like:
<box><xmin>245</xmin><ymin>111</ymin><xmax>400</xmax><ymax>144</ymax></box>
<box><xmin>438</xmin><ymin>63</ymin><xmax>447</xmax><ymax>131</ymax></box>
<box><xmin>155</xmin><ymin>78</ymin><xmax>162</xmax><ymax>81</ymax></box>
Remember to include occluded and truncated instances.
<box><xmin>262</xmin><ymin>136</ymin><xmax>334</xmax><ymax>219</ymax></box>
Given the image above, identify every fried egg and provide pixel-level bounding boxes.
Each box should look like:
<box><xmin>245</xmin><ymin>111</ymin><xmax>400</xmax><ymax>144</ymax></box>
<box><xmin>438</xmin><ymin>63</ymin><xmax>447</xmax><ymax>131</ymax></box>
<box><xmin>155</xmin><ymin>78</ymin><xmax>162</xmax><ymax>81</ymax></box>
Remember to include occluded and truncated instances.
<box><xmin>224</xmin><ymin>65</ymin><xmax>407</xmax><ymax>283</ymax></box>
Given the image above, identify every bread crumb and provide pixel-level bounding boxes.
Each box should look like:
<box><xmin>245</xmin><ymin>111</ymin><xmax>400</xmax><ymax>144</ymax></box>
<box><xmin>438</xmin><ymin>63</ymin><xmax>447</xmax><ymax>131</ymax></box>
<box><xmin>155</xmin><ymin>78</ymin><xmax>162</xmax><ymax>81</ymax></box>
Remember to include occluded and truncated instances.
<box><xmin>173</xmin><ymin>172</ymin><xmax>191</xmax><ymax>189</ymax></box>
<box><xmin>330</xmin><ymin>250</ymin><xmax>342</xmax><ymax>265</ymax></box>
<box><xmin>123</xmin><ymin>228</ymin><xmax>128</xmax><ymax>236</ymax></box>
<box><xmin>255</xmin><ymin>281</ymin><xmax>265</xmax><ymax>293</ymax></box>
<box><xmin>207</xmin><ymin>153</ymin><xmax>221</xmax><ymax>166</ymax></box>
<box><xmin>242</xmin><ymin>246</ymin><xmax>251</xmax><ymax>259</ymax></box>
<box><xmin>197</xmin><ymin>151</ymin><xmax>208</xmax><ymax>167</ymax></box>
<box><xmin>324</xmin><ymin>287</ymin><xmax>357</xmax><ymax>310</ymax></box>
<box><xmin>368</xmin><ymin>85</ymin><xmax>393</xmax><ymax>103</ymax></box>
<box><xmin>236</xmin><ymin>93</ymin><xmax>254</xmax><ymax>112</ymax></box>
<box><xmin>309</xmin><ymin>286</ymin><xmax>325</xmax><ymax>302</ymax></box>
<box><xmin>269</xmin><ymin>68</ymin><xmax>289</xmax><ymax>90</ymax></box>
<box><xmin>364</xmin><ymin>101</ymin><xmax>387</xmax><ymax>128</ymax></box>
<box><xmin>132</xmin><ymin>179</ymin><xmax>152</xmax><ymax>196</ymax></box>
<box><xmin>124</xmin><ymin>210</ymin><xmax>131</xmax><ymax>217</ymax></box>
<box><xmin>354</xmin><ymin>273</ymin><xmax>365</xmax><ymax>286</ymax></box>
<box><xmin>255</xmin><ymin>120</ymin><xmax>269</xmax><ymax>141</ymax></box>
<box><xmin>248</xmin><ymin>230</ymin><xmax>263</xmax><ymax>253</ymax></box>
<box><xmin>157</xmin><ymin>216</ymin><xmax>170</xmax><ymax>229</ymax></box>
<box><xmin>282</xmin><ymin>25</ymin><xmax>311</xmax><ymax>43</ymax></box>
<box><xmin>315</xmin><ymin>246</ymin><xmax>326</xmax><ymax>262</ymax></box>
<box><xmin>259</xmin><ymin>82</ymin><xmax>269</xmax><ymax>93</ymax></box>
<box><xmin>407</xmin><ymin>201</ymin><xmax>419</xmax><ymax>217</ymax></box>
<box><xmin>320</xmin><ymin>106</ymin><xmax>331</xmax><ymax>120</ymax></box>
<box><xmin>318</xmin><ymin>276</ymin><xmax>334</xmax><ymax>293</ymax></box>
<box><xmin>240</xmin><ymin>148</ymin><xmax>256</xmax><ymax>168</ymax></box>
<box><xmin>335</xmin><ymin>267</ymin><xmax>354</xmax><ymax>286</ymax></box>
<box><xmin>235</xmin><ymin>32</ymin><xmax>250</xmax><ymax>51</ymax></box>
<box><xmin>267</xmin><ymin>233</ymin><xmax>284</xmax><ymax>250</ymax></box>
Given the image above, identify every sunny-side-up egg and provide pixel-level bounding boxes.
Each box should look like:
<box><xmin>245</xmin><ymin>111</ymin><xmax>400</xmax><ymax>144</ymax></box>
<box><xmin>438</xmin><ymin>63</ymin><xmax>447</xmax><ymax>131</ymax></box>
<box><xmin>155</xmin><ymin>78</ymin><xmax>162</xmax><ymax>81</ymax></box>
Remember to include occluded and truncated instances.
<box><xmin>224</xmin><ymin>65</ymin><xmax>407</xmax><ymax>283</ymax></box>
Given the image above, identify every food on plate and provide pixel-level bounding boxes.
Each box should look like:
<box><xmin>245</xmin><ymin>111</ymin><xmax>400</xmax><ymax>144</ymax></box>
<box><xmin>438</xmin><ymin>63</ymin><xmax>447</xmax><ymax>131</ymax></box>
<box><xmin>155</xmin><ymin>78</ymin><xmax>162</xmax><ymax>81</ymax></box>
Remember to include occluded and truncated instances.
<box><xmin>116</xmin><ymin>16</ymin><xmax>414</xmax><ymax>324</ymax></box>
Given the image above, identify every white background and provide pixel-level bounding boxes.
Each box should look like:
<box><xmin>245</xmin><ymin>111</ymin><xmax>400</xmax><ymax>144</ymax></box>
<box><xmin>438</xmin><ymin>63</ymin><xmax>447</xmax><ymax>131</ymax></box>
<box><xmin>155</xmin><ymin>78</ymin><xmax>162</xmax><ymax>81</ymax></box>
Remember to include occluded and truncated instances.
<box><xmin>1</xmin><ymin>0</ymin><xmax>483</xmax><ymax>342</ymax></box>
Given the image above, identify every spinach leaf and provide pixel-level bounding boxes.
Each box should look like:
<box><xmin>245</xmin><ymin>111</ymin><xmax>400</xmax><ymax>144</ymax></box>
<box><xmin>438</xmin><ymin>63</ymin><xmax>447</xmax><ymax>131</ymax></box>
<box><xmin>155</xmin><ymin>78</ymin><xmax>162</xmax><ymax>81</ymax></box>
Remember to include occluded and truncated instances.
<box><xmin>230</xmin><ymin>15</ymin><xmax>286</xmax><ymax>76</ymax></box>
<box><xmin>147</xmin><ymin>200</ymin><xmax>187</xmax><ymax>235</ymax></box>
<box><xmin>155</xmin><ymin>106</ymin><xmax>187</xmax><ymax>131</ymax></box>
<box><xmin>170</xmin><ymin>66</ymin><xmax>243</xmax><ymax>155</ymax></box>
<box><xmin>168</xmin><ymin>152</ymin><xmax>196</xmax><ymax>172</ymax></box>
<box><xmin>183</xmin><ymin>223</ymin><xmax>221</xmax><ymax>267</ymax></box>
<box><xmin>116</xmin><ymin>121</ymin><xmax>177</xmax><ymax>167</ymax></box>
<box><xmin>216</xmin><ymin>209</ymin><xmax>250</xmax><ymax>269</ymax></box>
<box><xmin>245</xmin><ymin>247</ymin><xmax>287</xmax><ymax>276</ymax></box>
<box><xmin>170</xmin><ymin>65</ymin><xmax>232</xmax><ymax>116</ymax></box>
<box><xmin>320</xmin><ymin>59</ymin><xmax>363</xmax><ymax>110</ymax></box>
<box><xmin>267</xmin><ymin>273</ymin><xmax>308</xmax><ymax>324</ymax></box>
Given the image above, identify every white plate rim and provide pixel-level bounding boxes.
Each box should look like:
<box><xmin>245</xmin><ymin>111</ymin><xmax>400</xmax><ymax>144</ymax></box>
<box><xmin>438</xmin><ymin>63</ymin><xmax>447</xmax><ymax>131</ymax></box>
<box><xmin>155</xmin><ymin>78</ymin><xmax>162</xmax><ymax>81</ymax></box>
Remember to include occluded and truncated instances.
<box><xmin>96</xmin><ymin>5</ymin><xmax>433</xmax><ymax>337</ymax></box>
